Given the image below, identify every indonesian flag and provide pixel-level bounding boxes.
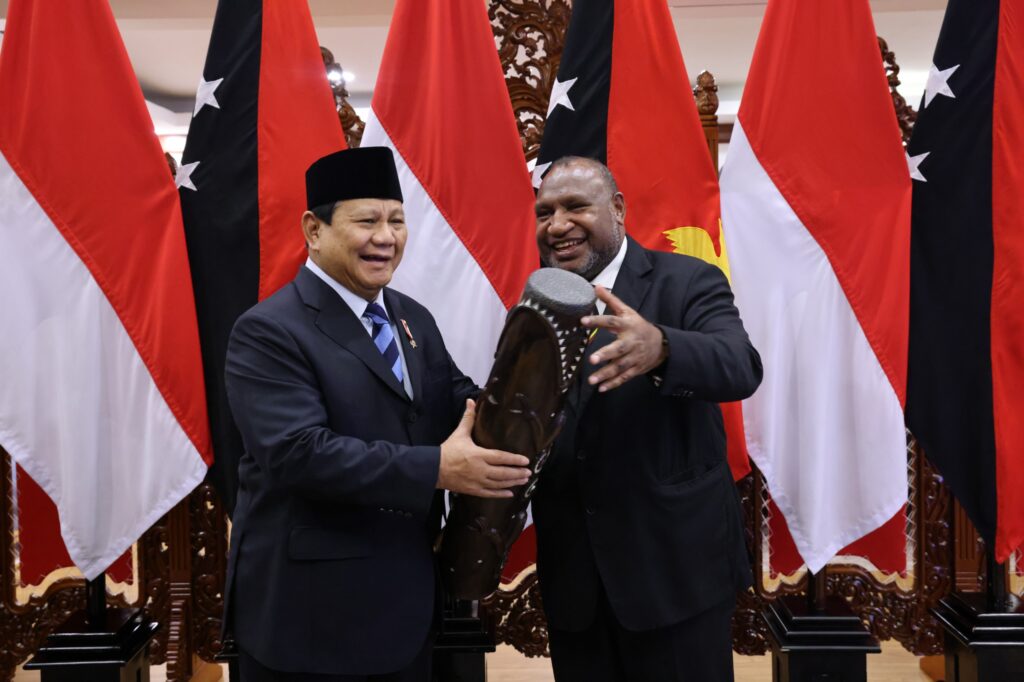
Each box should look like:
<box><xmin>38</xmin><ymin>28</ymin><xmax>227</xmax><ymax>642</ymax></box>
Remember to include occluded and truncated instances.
<box><xmin>906</xmin><ymin>0</ymin><xmax>1024</xmax><ymax>561</ymax></box>
<box><xmin>0</xmin><ymin>0</ymin><xmax>211</xmax><ymax>579</ymax></box>
<box><xmin>361</xmin><ymin>0</ymin><xmax>536</xmax><ymax>386</ymax></box>
<box><xmin>720</xmin><ymin>0</ymin><xmax>911</xmax><ymax>572</ymax></box>
<box><xmin>178</xmin><ymin>0</ymin><xmax>346</xmax><ymax>515</ymax></box>
<box><xmin>533</xmin><ymin>0</ymin><xmax>751</xmax><ymax>481</ymax></box>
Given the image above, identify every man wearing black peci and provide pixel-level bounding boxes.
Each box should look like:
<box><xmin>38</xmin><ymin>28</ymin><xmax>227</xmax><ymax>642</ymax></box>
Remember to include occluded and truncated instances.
<box><xmin>222</xmin><ymin>147</ymin><xmax>530</xmax><ymax>681</ymax></box>
<box><xmin>531</xmin><ymin>156</ymin><xmax>762</xmax><ymax>682</ymax></box>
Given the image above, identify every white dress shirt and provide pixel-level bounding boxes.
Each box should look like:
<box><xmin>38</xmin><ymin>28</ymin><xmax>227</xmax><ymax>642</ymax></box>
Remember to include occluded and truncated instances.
<box><xmin>589</xmin><ymin>237</ymin><xmax>629</xmax><ymax>314</ymax></box>
<box><xmin>304</xmin><ymin>258</ymin><xmax>413</xmax><ymax>398</ymax></box>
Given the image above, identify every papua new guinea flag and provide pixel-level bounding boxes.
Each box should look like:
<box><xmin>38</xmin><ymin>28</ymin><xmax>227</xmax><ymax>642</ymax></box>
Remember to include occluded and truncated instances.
<box><xmin>534</xmin><ymin>0</ymin><xmax>751</xmax><ymax>481</ymax></box>
<box><xmin>906</xmin><ymin>0</ymin><xmax>1024</xmax><ymax>562</ymax></box>
<box><xmin>177</xmin><ymin>0</ymin><xmax>346</xmax><ymax>515</ymax></box>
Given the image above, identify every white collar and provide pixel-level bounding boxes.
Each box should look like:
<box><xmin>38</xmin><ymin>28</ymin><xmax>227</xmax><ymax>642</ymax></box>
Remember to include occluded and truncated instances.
<box><xmin>304</xmin><ymin>257</ymin><xmax>385</xmax><ymax>320</ymax></box>
<box><xmin>590</xmin><ymin>236</ymin><xmax>628</xmax><ymax>287</ymax></box>
<box><xmin>588</xmin><ymin>238</ymin><xmax>628</xmax><ymax>314</ymax></box>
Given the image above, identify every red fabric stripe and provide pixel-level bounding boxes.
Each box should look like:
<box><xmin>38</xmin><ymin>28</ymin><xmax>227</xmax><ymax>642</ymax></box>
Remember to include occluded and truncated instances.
<box><xmin>370</xmin><ymin>0</ymin><xmax>536</xmax><ymax>309</ymax></box>
<box><xmin>0</xmin><ymin>0</ymin><xmax>211</xmax><ymax>464</ymax></box>
<box><xmin>257</xmin><ymin>0</ymin><xmax>346</xmax><ymax>301</ymax></box>
<box><xmin>738</xmin><ymin>0</ymin><xmax>910</xmax><ymax>407</ymax></box>
<box><xmin>991</xmin><ymin>0</ymin><xmax>1024</xmax><ymax>562</ymax></box>
<box><xmin>607</xmin><ymin>0</ymin><xmax>748</xmax><ymax>481</ymax></box>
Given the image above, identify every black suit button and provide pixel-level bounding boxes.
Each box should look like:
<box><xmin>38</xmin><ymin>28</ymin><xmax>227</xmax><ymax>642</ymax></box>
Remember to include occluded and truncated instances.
<box><xmin>576</xmin><ymin>449</ymin><xmax>586</xmax><ymax>461</ymax></box>
<box><xmin>407</xmin><ymin>410</ymin><xmax>418</xmax><ymax>423</ymax></box>
<box><xmin>585</xmin><ymin>506</ymin><xmax>596</xmax><ymax>516</ymax></box>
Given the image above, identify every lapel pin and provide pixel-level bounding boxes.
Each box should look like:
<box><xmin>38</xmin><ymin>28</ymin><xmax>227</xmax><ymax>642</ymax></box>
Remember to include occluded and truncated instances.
<box><xmin>400</xmin><ymin>318</ymin><xmax>417</xmax><ymax>348</ymax></box>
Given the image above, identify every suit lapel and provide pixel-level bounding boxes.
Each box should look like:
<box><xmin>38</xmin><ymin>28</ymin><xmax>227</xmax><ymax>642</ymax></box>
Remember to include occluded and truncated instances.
<box><xmin>384</xmin><ymin>290</ymin><xmax>424</xmax><ymax>404</ymax></box>
<box><xmin>294</xmin><ymin>268</ymin><xmax>410</xmax><ymax>402</ymax></box>
<box><xmin>570</xmin><ymin>238</ymin><xmax>654</xmax><ymax>418</ymax></box>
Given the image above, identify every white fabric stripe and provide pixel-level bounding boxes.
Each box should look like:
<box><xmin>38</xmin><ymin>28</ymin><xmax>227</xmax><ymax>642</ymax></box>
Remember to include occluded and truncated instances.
<box><xmin>720</xmin><ymin>121</ymin><xmax>906</xmax><ymax>573</ymax></box>
<box><xmin>0</xmin><ymin>151</ymin><xmax>207</xmax><ymax>580</ymax></box>
<box><xmin>361</xmin><ymin>114</ymin><xmax>508</xmax><ymax>386</ymax></box>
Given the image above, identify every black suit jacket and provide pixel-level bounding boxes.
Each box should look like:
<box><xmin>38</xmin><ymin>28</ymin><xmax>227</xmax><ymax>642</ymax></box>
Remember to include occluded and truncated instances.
<box><xmin>533</xmin><ymin>237</ymin><xmax>762</xmax><ymax>632</ymax></box>
<box><xmin>222</xmin><ymin>266</ymin><xmax>476</xmax><ymax>675</ymax></box>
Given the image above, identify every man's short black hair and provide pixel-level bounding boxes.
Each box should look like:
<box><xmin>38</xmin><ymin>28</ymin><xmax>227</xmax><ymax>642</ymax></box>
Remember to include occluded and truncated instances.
<box><xmin>547</xmin><ymin>156</ymin><xmax>620</xmax><ymax>195</ymax></box>
<box><xmin>310</xmin><ymin>201</ymin><xmax>338</xmax><ymax>224</ymax></box>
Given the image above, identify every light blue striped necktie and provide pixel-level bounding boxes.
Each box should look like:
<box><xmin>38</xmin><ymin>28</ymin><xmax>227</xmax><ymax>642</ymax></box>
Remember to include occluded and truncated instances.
<box><xmin>363</xmin><ymin>302</ymin><xmax>404</xmax><ymax>384</ymax></box>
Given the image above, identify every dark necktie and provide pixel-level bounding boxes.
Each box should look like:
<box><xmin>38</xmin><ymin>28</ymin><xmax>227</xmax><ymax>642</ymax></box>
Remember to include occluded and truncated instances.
<box><xmin>363</xmin><ymin>302</ymin><xmax>404</xmax><ymax>384</ymax></box>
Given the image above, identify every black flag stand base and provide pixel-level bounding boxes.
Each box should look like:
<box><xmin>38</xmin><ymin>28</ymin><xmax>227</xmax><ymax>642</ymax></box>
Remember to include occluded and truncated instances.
<box><xmin>932</xmin><ymin>551</ymin><xmax>1024</xmax><ymax>681</ymax></box>
<box><xmin>764</xmin><ymin>569</ymin><xmax>880</xmax><ymax>682</ymax></box>
<box><xmin>23</xmin><ymin>572</ymin><xmax>159</xmax><ymax>682</ymax></box>
<box><xmin>431</xmin><ymin>597</ymin><xmax>494</xmax><ymax>682</ymax></box>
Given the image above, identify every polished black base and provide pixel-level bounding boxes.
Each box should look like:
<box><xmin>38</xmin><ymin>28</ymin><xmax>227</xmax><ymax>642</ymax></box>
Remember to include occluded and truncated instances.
<box><xmin>932</xmin><ymin>591</ymin><xmax>1024</xmax><ymax>681</ymax></box>
<box><xmin>764</xmin><ymin>595</ymin><xmax>880</xmax><ymax>682</ymax></box>
<box><xmin>432</xmin><ymin>600</ymin><xmax>493</xmax><ymax>682</ymax></box>
<box><xmin>23</xmin><ymin>608</ymin><xmax>158</xmax><ymax>682</ymax></box>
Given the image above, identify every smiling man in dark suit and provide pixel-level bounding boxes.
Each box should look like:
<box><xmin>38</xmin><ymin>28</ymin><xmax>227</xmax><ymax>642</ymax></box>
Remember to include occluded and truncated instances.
<box><xmin>531</xmin><ymin>156</ymin><xmax>763</xmax><ymax>682</ymax></box>
<box><xmin>223</xmin><ymin>147</ymin><xmax>531</xmax><ymax>682</ymax></box>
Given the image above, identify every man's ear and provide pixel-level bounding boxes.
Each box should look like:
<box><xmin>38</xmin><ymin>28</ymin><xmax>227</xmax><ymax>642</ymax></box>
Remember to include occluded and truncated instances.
<box><xmin>301</xmin><ymin>211</ymin><xmax>321</xmax><ymax>251</ymax></box>
<box><xmin>612</xmin><ymin>192</ymin><xmax>626</xmax><ymax>225</ymax></box>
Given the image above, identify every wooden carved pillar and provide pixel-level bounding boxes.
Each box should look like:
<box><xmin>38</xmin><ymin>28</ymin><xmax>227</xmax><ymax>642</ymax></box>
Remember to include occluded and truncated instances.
<box><xmin>954</xmin><ymin>501</ymin><xmax>986</xmax><ymax>593</ymax></box>
<box><xmin>694</xmin><ymin>70</ymin><xmax>720</xmax><ymax>170</ymax></box>
<box><xmin>163</xmin><ymin>500</ymin><xmax>195</xmax><ymax>681</ymax></box>
<box><xmin>322</xmin><ymin>46</ymin><xmax>365</xmax><ymax>149</ymax></box>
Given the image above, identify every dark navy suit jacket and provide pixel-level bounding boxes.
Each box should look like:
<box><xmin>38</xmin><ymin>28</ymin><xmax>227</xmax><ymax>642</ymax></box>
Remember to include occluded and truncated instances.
<box><xmin>533</xmin><ymin>237</ymin><xmax>763</xmax><ymax>633</ymax></box>
<box><xmin>223</xmin><ymin>265</ymin><xmax>476</xmax><ymax>675</ymax></box>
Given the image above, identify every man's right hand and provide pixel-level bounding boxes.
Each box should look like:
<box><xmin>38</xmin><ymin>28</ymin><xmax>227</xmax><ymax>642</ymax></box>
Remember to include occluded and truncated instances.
<box><xmin>438</xmin><ymin>399</ymin><xmax>532</xmax><ymax>498</ymax></box>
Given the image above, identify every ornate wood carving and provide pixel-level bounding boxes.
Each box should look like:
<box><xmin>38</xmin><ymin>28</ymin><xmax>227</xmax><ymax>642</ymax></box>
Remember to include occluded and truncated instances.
<box><xmin>140</xmin><ymin>512</ymin><xmax>172</xmax><ymax>665</ymax></box>
<box><xmin>482</xmin><ymin>568</ymin><xmax>549</xmax><ymax>658</ymax></box>
<box><xmin>190</xmin><ymin>483</ymin><xmax>228</xmax><ymax>662</ymax></box>
<box><xmin>879</xmin><ymin>37</ymin><xmax>918</xmax><ymax>144</ymax></box>
<box><xmin>490</xmin><ymin>0</ymin><xmax>572</xmax><ymax>161</ymax></box>
<box><xmin>322</xmin><ymin>46</ymin><xmax>365</xmax><ymax>149</ymax></box>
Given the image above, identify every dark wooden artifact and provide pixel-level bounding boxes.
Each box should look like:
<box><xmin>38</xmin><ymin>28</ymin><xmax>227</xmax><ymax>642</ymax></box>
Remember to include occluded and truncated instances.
<box><xmin>439</xmin><ymin>268</ymin><xmax>595</xmax><ymax>600</ymax></box>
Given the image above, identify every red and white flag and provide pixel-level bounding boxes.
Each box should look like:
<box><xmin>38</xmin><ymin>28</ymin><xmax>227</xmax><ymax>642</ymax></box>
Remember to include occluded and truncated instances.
<box><xmin>720</xmin><ymin>0</ymin><xmax>911</xmax><ymax>572</ymax></box>
<box><xmin>361</xmin><ymin>0</ymin><xmax>537</xmax><ymax>385</ymax></box>
<box><xmin>0</xmin><ymin>0</ymin><xmax>212</xmax><ymax>579</ymax></box>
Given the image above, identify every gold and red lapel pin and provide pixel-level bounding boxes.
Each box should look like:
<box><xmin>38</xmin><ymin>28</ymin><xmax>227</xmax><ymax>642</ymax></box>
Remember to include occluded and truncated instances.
<box><xmin>400</xmin><ymin>319</ymin><xmax>417</xmax><ymax>348</ymax></box>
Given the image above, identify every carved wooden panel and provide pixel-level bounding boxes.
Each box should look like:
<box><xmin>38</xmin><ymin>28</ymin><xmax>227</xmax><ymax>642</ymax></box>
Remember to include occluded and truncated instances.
<box><xmin>490</xmin><ymin>0</ymin><xmax>572</xmax><ymax>161</ymax></box>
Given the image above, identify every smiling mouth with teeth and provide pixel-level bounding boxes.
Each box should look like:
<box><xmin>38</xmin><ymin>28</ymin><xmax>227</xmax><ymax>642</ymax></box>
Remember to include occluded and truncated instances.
<box><xmin>553</xmin><ymin>238</ymin><xmax>585</xmax><ymax>252</ymax></box>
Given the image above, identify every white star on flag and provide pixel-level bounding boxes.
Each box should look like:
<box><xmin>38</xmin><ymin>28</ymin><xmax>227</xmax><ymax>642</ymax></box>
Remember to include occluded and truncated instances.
<box><xmin>532</xmin><ymin>161</ymin><xmax>552</xmax><ymax>189</ymax></box>
<box><xmin>175</xmin><ymin>161</ymin><xmax>200</xmax><ymax>191</ymax></box>
<box><xmin>546</xmin><ymin>76</ymin><xmax>578</xmax><ymax>117</ymax></box>
<box><xmin>906</xmin><ymin>151</ymin><xmax>929</xmax><ymax>182</ymax></box>
<box><xmin>193</xmin><ymin>76</ymin><xmax>224</xmax><ymax>117</ymax></box>
<box><xmin>923</xmin><ymin>63</ymin><xmax>958</xmax><ymax>108</ymax></box>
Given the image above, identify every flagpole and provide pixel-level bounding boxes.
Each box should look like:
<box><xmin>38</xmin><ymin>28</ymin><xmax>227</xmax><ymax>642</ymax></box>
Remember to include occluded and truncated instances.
<box><xmin>806</xmin><ymin>569</ymin><xmax>827</xmax><ymax>614</ymax></box>
<box><xmin>983</xmin><ymin>548</ymin><xmax>1021</xmax><ymax>613</ymax></box>
<box><xmin>85</xmin><ymin>571</ymin><xmax>107</xmax><ymax>630</ymax></box>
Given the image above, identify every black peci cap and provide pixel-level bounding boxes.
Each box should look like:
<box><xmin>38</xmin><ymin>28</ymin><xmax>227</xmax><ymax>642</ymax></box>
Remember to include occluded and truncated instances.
<box><xmin>305</xmin><ymin>146</ymin><xmax>404</xmax><ymax>209</ymax></box>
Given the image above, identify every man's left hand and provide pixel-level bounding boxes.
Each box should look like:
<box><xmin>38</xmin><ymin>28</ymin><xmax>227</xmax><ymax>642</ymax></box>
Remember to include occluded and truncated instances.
<box><xmin>582</xmin><ymin>286</ymin><xmax>668</xmax><ymax>393</ymax></box>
